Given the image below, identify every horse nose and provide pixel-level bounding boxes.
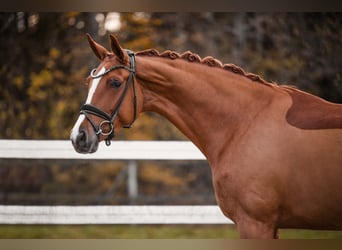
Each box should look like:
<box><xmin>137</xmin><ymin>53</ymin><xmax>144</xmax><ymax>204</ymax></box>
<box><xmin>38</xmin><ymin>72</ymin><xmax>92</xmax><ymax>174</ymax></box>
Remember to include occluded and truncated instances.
<box><xmin>71</xmin><ymin>129</ymin><xmax>88</xmax><ymax>152</ymax></box>
<box><xmin>71</xmin><ymin>127</ymin><xmax>99</xmax><ymax>154</ymax></box>
<box><xmin>76</xmin><ymin>129</ymin><xmax>87</xmax><ymax>147</ymax></box>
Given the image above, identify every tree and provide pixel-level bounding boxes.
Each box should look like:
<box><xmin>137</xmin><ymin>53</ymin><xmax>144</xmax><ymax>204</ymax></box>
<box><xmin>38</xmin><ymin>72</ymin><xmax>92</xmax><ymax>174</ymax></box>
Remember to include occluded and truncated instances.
<box><xmin>0</xmin><ymin>13</ymin><xmax>97</xmax><ymax>139</ymax></box>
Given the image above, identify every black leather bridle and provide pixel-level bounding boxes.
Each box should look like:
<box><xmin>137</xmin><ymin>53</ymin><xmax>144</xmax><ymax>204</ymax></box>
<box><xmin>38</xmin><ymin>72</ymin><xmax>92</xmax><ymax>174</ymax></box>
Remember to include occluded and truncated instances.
<box><xmin>80</xmin><ymin>50</ymin><xmax>137</xmax><ymax>146</ymax></box>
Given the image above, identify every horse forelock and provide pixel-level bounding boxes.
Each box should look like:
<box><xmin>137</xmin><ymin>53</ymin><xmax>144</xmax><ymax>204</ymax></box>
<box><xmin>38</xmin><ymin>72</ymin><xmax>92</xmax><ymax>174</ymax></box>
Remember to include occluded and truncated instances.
<box><xmin>136</xmin><ymin>49</ymin><xmax>268</xmax><ymax>85</ymax></box>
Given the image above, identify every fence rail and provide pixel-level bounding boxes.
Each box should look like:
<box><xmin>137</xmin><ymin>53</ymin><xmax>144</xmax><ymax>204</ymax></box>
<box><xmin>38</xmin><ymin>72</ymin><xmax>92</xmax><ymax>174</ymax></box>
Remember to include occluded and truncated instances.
<box><xmin>0</xmin><ymin>205</ymin><xmax>229</xmax><ymax>224</ymax></box>
<box><xmin>0</xmin><ymin>140</ymin><xmax>233</xmax><ymax>225</ymax></box>
<box><xmin>0</xmin><ymin>139</ymin><xmax>206</xmax><ymax>160</ymax></box>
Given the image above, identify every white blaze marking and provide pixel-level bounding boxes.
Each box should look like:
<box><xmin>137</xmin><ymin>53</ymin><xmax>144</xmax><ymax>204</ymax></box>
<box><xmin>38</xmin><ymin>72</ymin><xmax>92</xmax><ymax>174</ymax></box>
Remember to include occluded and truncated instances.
<box><xmin>71</xmin><ymin>67</ymin><xmax>105</xmax><ymax>141</ymax></box>
<box><xmin>85</xmin><ymin>67</ymin><xmax>106</xmax><ymax>104</ymax></box>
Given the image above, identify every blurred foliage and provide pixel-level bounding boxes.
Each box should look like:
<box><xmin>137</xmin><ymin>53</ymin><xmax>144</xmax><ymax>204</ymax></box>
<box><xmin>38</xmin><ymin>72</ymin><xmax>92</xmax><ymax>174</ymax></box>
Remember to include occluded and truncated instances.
<box><xmin>0</xmin><ymin>159</ymin><xmax>214</xmax><ymax>205</ymax></box>
<box><xmin>0</xmin><ymin>13</ymin><xmax>341</xmax><ymax>206</ymax></box>
<box><xmin>1</xmin><ymin>12</ymin><xmax>340</xmax><ymax>140</ymax></box>
<box><xmin>0</xmin><ymin>13</ymin><xmax>90</xmax><ymax>139</ymax></box>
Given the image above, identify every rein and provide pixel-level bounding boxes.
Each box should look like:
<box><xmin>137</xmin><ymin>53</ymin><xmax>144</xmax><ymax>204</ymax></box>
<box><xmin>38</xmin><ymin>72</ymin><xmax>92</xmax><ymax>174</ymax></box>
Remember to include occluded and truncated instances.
<box><xmin>80</xmin><ymin>50</ymin><xmax>137</xmax><ymax>146</ymax></box>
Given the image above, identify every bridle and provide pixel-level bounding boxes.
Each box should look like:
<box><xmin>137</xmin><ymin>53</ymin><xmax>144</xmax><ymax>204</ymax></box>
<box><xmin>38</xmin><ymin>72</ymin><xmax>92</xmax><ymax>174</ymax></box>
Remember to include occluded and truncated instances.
<box><xmin>80</xmin><ymin>50</ymin><xmax>137</xmax><ymax>146</ymax></box>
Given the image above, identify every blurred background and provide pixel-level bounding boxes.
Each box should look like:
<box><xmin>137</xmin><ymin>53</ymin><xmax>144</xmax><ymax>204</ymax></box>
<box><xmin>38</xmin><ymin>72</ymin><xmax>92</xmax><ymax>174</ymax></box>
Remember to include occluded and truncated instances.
<box><xmin>0</xmin><ymin>12</ymin><xmax>341</xmax><ymax>238</ymax></box>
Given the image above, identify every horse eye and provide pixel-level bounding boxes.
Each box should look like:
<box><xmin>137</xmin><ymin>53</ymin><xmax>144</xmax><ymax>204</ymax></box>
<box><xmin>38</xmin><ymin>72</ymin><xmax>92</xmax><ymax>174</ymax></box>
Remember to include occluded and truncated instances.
<box><xmin>109</xmin><ymin>79</ymin><xmax>122</xmax><ymax>88</ymax></box>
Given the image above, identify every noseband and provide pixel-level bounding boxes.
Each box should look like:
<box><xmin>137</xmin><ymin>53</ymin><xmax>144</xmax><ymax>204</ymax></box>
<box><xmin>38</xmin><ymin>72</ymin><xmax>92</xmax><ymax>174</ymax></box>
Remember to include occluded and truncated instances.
<box><xmin>80</xmin><ymin>50</ymin><xmax>136</xmax><ymax>146</ymax></box>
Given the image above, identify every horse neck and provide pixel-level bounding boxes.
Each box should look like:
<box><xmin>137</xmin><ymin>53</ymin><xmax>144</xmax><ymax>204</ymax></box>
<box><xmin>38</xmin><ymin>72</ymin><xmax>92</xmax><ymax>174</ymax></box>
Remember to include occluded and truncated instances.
<box><xmin>135</xmin><ymin>56</ymin><xmax>275</xmax><ymax>161</ymax></box>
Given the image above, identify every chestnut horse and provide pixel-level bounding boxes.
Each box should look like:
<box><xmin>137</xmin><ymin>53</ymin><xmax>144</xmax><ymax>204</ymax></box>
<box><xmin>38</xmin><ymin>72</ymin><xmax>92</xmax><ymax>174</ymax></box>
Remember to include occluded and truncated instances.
<box><xmin>71</xmin><ymin>34</ymin><xmax>342</xmax><ymax>238</ymax></box>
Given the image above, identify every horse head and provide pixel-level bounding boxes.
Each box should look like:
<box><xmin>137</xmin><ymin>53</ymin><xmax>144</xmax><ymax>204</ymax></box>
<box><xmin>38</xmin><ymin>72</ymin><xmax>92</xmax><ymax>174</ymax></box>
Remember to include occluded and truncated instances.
<box><xmin>71</xmin><ymin>34</ymin><xmax>138</xmax><ymax>153</ymax></box>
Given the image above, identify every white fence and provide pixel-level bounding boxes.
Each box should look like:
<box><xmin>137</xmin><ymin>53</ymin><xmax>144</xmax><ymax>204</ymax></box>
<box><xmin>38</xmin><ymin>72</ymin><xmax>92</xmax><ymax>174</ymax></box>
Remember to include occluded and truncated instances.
<box><xmin>0</xmin><ymin>140</ymin><xmax>232</xmax><ymax>225</ymax></box>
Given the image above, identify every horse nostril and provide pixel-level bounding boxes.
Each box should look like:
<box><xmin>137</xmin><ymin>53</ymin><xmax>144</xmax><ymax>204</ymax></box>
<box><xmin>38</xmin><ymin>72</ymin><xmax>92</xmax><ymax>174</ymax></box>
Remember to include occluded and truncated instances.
<box><xmin>77</xmin><ymin>130</ymin><xmax>87</xmax><ymax>146</ymax></box>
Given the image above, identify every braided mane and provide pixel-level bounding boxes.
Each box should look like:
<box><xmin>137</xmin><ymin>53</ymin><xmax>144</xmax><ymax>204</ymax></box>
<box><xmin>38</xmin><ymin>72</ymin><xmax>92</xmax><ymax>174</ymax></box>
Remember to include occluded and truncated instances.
<box><xmin>136</xmin><ymin>49</ymin><xmax>269</xmax><ymax>85</ymax></box>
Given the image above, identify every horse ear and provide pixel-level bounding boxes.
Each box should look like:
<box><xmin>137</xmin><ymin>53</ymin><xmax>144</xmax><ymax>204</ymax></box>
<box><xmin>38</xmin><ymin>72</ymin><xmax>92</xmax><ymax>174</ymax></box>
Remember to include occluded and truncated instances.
<box><xmin>86</xmin><ymin>33</ymin><xmax>108</xmax><ymax>61</ymax></box>
<box><xmin>110</xmin><ymin>34</ymin><xmax>128</xmax><ymax>63</ymax></box>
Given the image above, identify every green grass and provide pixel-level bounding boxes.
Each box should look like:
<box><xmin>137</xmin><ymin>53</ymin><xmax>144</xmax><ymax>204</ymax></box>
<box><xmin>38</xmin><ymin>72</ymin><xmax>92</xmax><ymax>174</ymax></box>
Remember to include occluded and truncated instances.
<box><xmin>0</xmin><ymin>225</ymin><xmax>341</xmax><ymax>239</ymax></box>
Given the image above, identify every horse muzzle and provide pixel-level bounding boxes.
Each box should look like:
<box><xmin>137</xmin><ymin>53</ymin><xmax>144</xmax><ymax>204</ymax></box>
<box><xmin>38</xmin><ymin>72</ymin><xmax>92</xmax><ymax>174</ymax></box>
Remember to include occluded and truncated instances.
<box><xmin>71</xmin><ymin>126</ymin><xmax>99</xmax><ymax>154</ymax></box>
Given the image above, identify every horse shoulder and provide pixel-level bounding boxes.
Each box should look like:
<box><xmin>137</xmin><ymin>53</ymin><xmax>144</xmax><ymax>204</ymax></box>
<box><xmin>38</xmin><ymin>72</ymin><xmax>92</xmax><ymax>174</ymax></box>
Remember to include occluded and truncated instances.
<box><xmin>284</xmin><ymin>87</ymin><xmax>342</xmax><ymax>130</ymax></box>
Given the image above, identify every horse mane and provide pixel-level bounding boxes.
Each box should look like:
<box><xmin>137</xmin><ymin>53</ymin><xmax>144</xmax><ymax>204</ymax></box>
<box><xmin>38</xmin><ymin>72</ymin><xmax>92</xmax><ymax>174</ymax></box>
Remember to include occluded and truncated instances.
<box><xmin>136</xmin><ymin>49</ymin><xmax>269</xmax><ymax>85</ymax></box>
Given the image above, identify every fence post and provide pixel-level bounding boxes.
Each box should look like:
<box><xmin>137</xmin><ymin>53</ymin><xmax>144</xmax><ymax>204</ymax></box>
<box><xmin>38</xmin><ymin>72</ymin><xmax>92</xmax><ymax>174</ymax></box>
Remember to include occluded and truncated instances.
<box><xmin>127</xmin><ymin>160</ymin><xmax>138</xmax><ymax>202</ymax></box>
